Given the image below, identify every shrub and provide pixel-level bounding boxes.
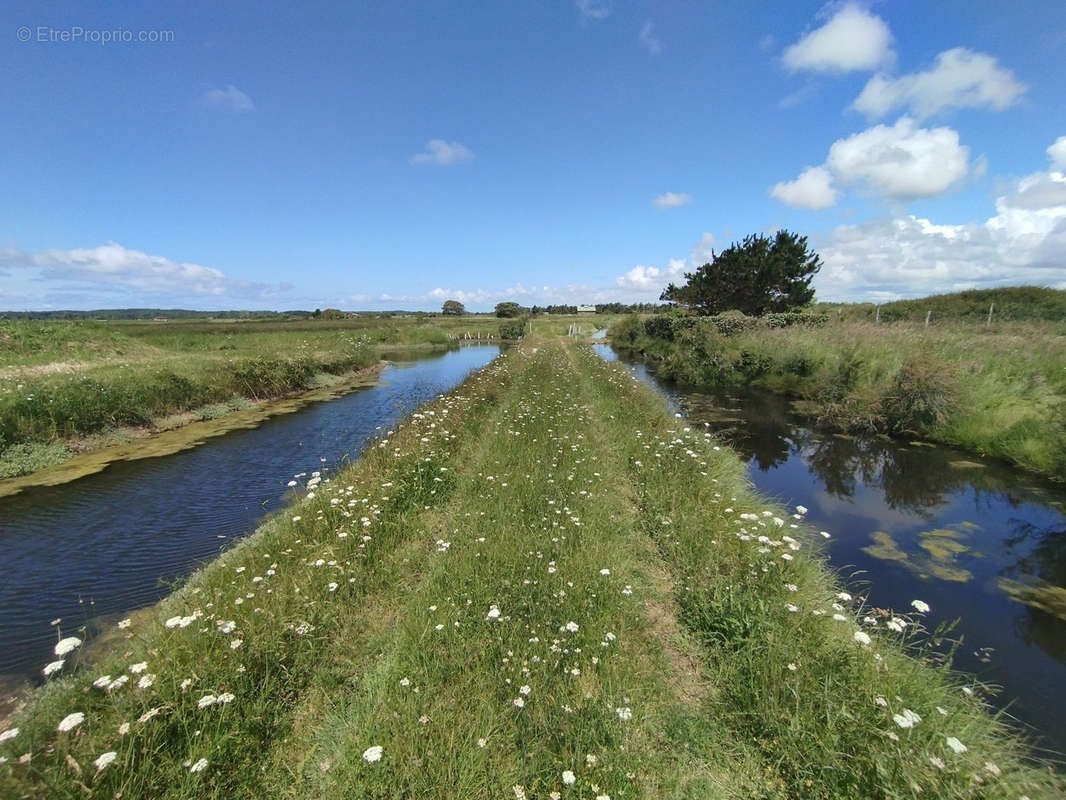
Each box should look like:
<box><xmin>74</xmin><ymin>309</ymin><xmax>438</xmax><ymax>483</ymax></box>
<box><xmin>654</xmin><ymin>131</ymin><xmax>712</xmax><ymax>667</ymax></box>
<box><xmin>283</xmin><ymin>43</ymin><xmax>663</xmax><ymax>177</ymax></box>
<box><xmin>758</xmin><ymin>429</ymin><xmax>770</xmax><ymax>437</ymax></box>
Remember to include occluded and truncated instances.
<box><xmin>498</xmin><ymin>320</ymin><xmax>526</xmax><ymax>340</ymax></box>
<box><xmin>881</xmin><ymin>359</ymin><xmax>958</xmax><ymax>434</ymax></box>
<box><xmin>609</xmin><ymin>314</ymin><xmax>644</xmax><ymax>347</ymax></box>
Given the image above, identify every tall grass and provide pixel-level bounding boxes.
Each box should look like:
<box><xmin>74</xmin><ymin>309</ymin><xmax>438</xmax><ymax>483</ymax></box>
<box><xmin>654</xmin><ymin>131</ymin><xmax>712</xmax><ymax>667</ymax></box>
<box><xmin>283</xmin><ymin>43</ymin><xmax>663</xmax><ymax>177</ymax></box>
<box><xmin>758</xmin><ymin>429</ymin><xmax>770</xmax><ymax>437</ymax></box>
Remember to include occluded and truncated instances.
<box><xmin>614</xmin><ymin>314</ymin><xmax>1066</xmax><ymax>478</ymax></box>
<box><xmin>2</xmin><ymin>340</ymin><xmax>1061</xmax><ymax>798</ymax></box>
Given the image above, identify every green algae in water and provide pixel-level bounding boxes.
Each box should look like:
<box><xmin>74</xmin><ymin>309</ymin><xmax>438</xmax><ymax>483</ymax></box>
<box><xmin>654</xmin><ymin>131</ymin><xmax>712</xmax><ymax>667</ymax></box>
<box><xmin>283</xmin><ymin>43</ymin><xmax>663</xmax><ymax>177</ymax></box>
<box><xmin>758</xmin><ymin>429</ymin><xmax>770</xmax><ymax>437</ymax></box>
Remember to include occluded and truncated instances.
<box><xmin>862</xmin><ymin>527</ymin><xmax>975</xmax><ymax>583</ymax></box>
<box><xmin>863</xmin><ymin>531</ymin><xmax>909</xmax><ymax>562</ymax></box>
<box><xmin>919</xmin><ymin>536</ymin><xmax>969</xmax><ymax>560</ymax></box>
<box><xmin>999</xmin><ymin>578</ymin><xmax>1066</xmax><ymax>622</ymax></box>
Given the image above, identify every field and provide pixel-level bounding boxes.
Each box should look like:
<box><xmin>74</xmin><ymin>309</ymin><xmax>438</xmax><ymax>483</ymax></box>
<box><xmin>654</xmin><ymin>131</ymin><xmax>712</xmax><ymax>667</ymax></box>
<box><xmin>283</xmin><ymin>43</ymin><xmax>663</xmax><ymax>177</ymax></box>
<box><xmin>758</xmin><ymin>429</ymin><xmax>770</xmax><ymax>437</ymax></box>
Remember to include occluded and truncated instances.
<box><xmin>611</xmin><ymin>311</ymin><xmax>1066</xmax><ymax>479</ymax></box>
<box><xmin>0</xmin><ymin>315</ymin><xmax>613</xmax><ymax>480</ymax></box>
<box><xmin>2</xmin><ymin>339</ymin><xmax>1061</xmax><ymax>798</ymax></box>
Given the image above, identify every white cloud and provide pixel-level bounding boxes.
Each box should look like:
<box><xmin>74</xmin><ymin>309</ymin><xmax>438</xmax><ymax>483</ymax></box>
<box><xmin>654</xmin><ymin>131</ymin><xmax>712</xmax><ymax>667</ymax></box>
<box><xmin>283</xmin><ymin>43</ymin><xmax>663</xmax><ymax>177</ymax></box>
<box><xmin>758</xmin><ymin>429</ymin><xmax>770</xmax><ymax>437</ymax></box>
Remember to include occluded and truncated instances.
<box><xmin>690</xmin><ymin>232</ymin><xmax>716</xmax><ymax>266</ymax></box>
<box><xmin>638</xmin><ymin>21</ymin><xmax>662</xmax><ymax>55</ymax></box>
<box><xmin>771</xmin><ymin>117</ymin><xmax>972</xmax><ymax>207</ymax></box>
<box><xmin>853</xmin><ymin>48</ymin><xmax>1026</xmax><ymax>119</ymax></box>
<box><xmin>198</xmin><ymin>85</ymin><xmax>255</xmax><ymax>113</ymax></box>
<box><xmin>576</xmin><ymin>0</ymin><xmax>611</xmax><ymax>21</ymax></box>
<box><xmin>410</xmin><ymin>139</ymin><xmax>474</xmax><ymax>166</ymax></box>
<box><xmin>653</xmin><ymin>192</ymin><xmax>693</xmax><ymax>209</ymax></box>
<box><xmin>783</xmin><ymin>4</ymin><xmax>893</xmax><ymax>73</ymax></box>
<box><xmin>1001</xmin><ymin>172</ymin><xmax>1066</xmax><ymax>210</ymax></box>
<box><xmin>771</xmin><ymin>166</ymin><xmax>838</xmax><ymax>209</ymax></box>
<box><xmin>1049</xmin><ymin>136</ymin><xmax>1066</xmax><ymax>169</ymax></box>
<box><xmin>815</xmin><ymin>157</ymin><xmax>1066</xmax><ymax>300</ymax></box>
<box><xmin>826</xmin><ymin>116</ymin><xmax>971</xmax><ymax>200</ymax></box>
<box><xmin>615</xmin><ymin>259</ymin><xmax>686</xmax><ymax>292</ymax></box>
<box><xmin>0</xmin><ymin>242</ymin><xmax>275</xmax><ymax>301</ymax></box>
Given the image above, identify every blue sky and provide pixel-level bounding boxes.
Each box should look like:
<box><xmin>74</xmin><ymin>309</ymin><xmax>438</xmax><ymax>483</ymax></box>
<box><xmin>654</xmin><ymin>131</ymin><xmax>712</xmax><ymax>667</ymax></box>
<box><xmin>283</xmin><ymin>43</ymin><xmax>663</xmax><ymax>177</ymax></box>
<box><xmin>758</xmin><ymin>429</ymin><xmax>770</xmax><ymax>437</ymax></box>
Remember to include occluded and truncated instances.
<box><xmin>2</xmin><ymin>0</ymin><xmax>1065</xmax><ymax>311</ymax></box>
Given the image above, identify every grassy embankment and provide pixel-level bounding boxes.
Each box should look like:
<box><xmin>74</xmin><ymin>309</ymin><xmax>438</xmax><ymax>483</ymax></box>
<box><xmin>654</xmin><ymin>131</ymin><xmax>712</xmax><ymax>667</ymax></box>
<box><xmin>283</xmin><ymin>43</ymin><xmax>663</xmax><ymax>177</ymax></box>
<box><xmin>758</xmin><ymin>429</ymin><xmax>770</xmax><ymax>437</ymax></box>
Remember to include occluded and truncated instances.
<box><xmin>1</xmin><ymin>340</ymin><xmax>1061</xmax><ymax>798</ymax></box>
<box><xmin>610</xmin><ymin>291</ymin><xmax>1066</xmax><ymax>479</ymax></box>
<box><xmin>0</xmin><ymin>316</ymin><xmax>521</xmax><ymax>479</ymax></box>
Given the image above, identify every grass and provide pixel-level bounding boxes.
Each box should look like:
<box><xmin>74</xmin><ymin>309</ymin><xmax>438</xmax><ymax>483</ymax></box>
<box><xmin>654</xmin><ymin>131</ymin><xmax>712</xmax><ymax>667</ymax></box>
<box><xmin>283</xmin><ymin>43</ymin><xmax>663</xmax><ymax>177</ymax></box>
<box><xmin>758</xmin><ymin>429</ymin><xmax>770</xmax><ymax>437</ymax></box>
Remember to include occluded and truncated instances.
<box><xmin>1</xmin><ymin>338</ymin><xmax>1061</xmax><ymax>798</ymax></box>
<box><xmin>0</xmin><ymin>314</ymin><xmax>618</xmax><ymax>479</ymax></box>
<box><xmin>613</xmin><ymin>313</ymin><xmax>1066</xmax><ymax>478</ymax></box>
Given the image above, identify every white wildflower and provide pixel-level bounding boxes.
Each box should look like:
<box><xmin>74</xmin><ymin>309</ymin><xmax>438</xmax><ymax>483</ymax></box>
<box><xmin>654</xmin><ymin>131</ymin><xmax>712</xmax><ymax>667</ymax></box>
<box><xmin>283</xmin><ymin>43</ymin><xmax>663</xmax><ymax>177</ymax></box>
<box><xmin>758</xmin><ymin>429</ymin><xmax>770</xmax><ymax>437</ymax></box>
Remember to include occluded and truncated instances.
<box><xmin>362</xmin><ymin>745</ymin><xmax>383</xmax><ymax>763</ymax></box>
<box><xmin>853</xmin><ymin>630</ymin><xmax>872</xmax><ymax>645</ymax></box>
<box><xmin>93</xmin><ymin>751</ymin><xmax>117</xmax><ymax>772</ymax></box>
<box><xmin>197</xmin><ymin>694</ymin><xmax>218</xmax><ymax>709</ymax></box>
<box><xmin>189</xmin><ymin>757</ymin><xmax>208</xmax><ymax>773</ymax></box>
<box><xmin>911</xmin><ymin>599</ymin><xmax>930</xmax><ymax>614</ymax></box>
<box><xmin>43</xmin><ymin>659</ymin><xmax>65</xmax><ymax>676</ymax></box>
<box><xmin>57</xmin><ymin>712</ymin><xmax>84</xmax><ymax>732</ymax></box>
<box><xmin>562</xmin><ymin>769</ymin><xmax>576</xmax><ymax>785</ymax></box>
<box><xmin>54</xmin><ymin>637</ymin><xmax>82</xmax><ymax>656</ymax></box>
<box><xmin>946</xmin><ymin>736</ymin><xmax>967</xmax><ymax>753</ymax></box>
<box><xmin>893</xmin><ymin>709</ymin><xmax>921</xmax><ymax>729</ymax></box>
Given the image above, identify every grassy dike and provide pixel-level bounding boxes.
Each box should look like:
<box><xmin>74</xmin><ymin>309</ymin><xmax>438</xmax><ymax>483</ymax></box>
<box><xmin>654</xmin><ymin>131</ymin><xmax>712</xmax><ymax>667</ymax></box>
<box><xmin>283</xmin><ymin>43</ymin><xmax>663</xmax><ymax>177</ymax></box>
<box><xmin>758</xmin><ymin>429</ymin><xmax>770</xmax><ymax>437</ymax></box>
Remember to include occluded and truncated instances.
<box><xmin>1</xmin><ymin>341</ymin><xmax>1061</xmax><ymax>798</ymax></box>
<box><xmin>612</xmin><ymin>316</ymin><xmax>1066</xmax><ymax>479</ymax></box>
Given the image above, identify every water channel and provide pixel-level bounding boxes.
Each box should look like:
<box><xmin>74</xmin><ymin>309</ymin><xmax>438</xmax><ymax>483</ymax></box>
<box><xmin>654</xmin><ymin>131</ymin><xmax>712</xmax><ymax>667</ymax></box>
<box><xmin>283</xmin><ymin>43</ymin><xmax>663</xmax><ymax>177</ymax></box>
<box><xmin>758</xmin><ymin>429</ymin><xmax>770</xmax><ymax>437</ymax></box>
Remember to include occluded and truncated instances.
<box><xmin>595</xmin><ymin>342</ymin><xmax>1066</xmax><ymax>756</ymax></box>
<box><xmin>0</xmin><ymin>345</ymin><xmax>500</xmax><ymax>688</ymax></box>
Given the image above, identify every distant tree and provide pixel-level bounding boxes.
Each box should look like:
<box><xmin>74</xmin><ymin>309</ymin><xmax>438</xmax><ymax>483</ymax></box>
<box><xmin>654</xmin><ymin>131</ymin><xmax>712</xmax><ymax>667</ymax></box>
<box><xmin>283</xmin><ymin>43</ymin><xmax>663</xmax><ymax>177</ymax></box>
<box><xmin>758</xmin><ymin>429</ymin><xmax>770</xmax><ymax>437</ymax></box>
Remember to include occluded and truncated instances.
<box><xmin>660</xmin><ymin>230</ymin><xmax>821</xmax><ymax>315</ymax></box>
<box><xmin>319</xmin><ymin>308</ymin><xmax>345</xmax><ymax>320</ymax></box>
<box><xmin>441</xmin><ymin>300</ymin><xmax>466</xmax><ymax>316</ymax></box>
<box><xmin>495</xmin><ymin>301</ymin><xmax>523</xmax><ymax>318</ymax></box>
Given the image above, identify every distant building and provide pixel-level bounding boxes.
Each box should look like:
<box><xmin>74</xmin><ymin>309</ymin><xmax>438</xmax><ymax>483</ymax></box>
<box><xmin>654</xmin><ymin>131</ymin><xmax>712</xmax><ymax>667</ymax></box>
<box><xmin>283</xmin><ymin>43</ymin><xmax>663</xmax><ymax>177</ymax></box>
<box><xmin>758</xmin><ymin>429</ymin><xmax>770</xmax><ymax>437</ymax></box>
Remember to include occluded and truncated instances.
<box><xmin>576</xmin><ymin>305</ymin><xmax>596</xmax><ymax>314</ymax></box>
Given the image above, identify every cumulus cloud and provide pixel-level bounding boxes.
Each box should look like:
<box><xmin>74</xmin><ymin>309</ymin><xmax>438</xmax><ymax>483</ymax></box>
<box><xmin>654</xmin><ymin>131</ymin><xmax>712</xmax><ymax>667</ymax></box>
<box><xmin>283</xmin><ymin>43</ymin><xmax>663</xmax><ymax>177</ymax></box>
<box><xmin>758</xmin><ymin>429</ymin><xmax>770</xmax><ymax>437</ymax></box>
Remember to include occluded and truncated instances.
<box><xmin>410</xmin><ymin>139</ymin><xmax>474</xmax><ymax>166</ymax></box>
<box><xmin>771</xmin><ymin>117</ymin><xmax>972</xmax><ymax>207</ymax></box>
<box><xmin>615</xmin><ymin>259</ymin><xmax>686</xmax><ymax>292</ymax></box>
<box><xmin>826</xmin><ymin>117</ymin><xmax>971</xmax><ymax>200</ymax></box>
<box><xmin>815</xmin><ymin>147</ymin><xmax>1066</xmax><ymax>300</ymax></box>
<box><xmin>198</xmin><ymin>85</ymin><xmax>255</xmax><ymax>113</ymax></box>
<box><xmin>653</xmin><ymin>192</ymin><xmax>693</xmax><ymax>209</ymax></box>
<box><xmin>638</xmin><ymin>21</ymin><xmax>662</xmax><ymax>55</ymax></box>
<box><xmin>1049</xmin><ymin>136</ymin><xmax>1066</xmax><ymax>169</ymax></box>
<box><xmin>690</xmin><ymin>232</ymin><xmax>716</xmax><ymax>266</ymax></box>
<box><xmin>1001</xmin><ymin>172</ymin><xmax>1066</xmax><ymax>211</ymax></box>
<box><xmin>0</xmin><ymin>242</ymin><xmax>275</xmax><ymax>301</ymax></box>
<box><xmin>576</xmin><ymin>0</ymin><xmax>611</xmax><ymax>21</ymax></box>
<box><xmin>771</xmin><ymin>166</ymin><xmax>838</xmax><ymax>209</ymax></box>
<box><xmin>853</xmin><ymin>48</ymin><xmax>1026</xmax><ymax>119</ymax></box>
<box><xmin>783</xmin><ymin>4</ymin><xmax>893</xmax><ymax>73</ymax></box>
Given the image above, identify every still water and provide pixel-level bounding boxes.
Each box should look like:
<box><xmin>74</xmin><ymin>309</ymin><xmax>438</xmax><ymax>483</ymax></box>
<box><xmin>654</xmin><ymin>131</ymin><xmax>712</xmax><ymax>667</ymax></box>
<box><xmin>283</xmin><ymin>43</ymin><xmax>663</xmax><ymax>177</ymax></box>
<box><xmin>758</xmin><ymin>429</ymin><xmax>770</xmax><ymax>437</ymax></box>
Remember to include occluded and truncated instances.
<box><xmin>596</xmin><ymin>343</ymin><xmax>1066</xmax><ymax>755</ymax></box>
<box><xmin>0</xmin><ymin>345</ymin><xmax>499</xmax><ymax>684</ymax></box>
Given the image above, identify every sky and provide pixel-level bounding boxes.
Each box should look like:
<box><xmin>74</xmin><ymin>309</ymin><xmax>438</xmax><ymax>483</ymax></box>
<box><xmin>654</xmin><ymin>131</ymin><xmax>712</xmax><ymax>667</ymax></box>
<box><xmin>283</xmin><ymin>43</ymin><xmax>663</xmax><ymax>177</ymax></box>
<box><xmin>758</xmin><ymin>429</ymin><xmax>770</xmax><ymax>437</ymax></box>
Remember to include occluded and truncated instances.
<box><xmin>2</xmin><ymin>0</ymin><xmax>1065</xmax><ymax>311</ymax></box>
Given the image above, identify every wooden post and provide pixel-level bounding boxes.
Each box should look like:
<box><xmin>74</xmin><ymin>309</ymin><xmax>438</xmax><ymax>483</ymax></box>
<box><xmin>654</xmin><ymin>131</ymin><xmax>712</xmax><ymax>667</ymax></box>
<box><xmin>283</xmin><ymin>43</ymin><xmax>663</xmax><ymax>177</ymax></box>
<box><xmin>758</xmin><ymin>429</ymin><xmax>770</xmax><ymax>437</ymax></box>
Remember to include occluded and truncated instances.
<box><xmin>925</xmin><ymin>310</ymin><xmax>931</xmax><ymax>328</ymax></box>
<box><xmin>987</xmin><ymin>303</ymin><xmax>995</xmax><ymax>326</ymax></box>
<box><xmin>875</xmin><ymin>305</ymin><xmax>880</xmax><ymax>323</ymax></box>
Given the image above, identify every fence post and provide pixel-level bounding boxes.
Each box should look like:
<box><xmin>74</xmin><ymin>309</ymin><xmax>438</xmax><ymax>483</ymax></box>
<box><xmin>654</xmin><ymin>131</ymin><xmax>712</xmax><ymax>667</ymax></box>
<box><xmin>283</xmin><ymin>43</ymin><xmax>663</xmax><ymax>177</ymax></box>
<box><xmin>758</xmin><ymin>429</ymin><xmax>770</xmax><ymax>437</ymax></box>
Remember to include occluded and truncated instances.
<box><xmin>925</xmin><ymin>310</ymin><xmax>931</xmax><ymax>328</ymax></box>
<box><xmin>987</xmin><ymin>303</ymin><xmax>995</xmax><ymax>326</ymax></box>
<box><xmin>875</xmin><ymin>305</ymin><xmax>880</xmax><ymax>323</ymax></box>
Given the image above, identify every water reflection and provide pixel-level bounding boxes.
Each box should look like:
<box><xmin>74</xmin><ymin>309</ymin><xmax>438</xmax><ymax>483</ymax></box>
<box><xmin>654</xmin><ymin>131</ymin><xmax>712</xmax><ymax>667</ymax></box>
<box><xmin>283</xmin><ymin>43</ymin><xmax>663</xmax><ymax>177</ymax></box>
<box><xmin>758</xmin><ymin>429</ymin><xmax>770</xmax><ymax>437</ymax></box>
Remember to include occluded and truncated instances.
<box><xmin>0</xmin><ymin>345</ymin><xmax>500</xmax><ymax>683</ymax></box>
<box><xmin>596</xmin><ymin>343</ymin><xmax>1066</xmax><ymax>753</ymax></box>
